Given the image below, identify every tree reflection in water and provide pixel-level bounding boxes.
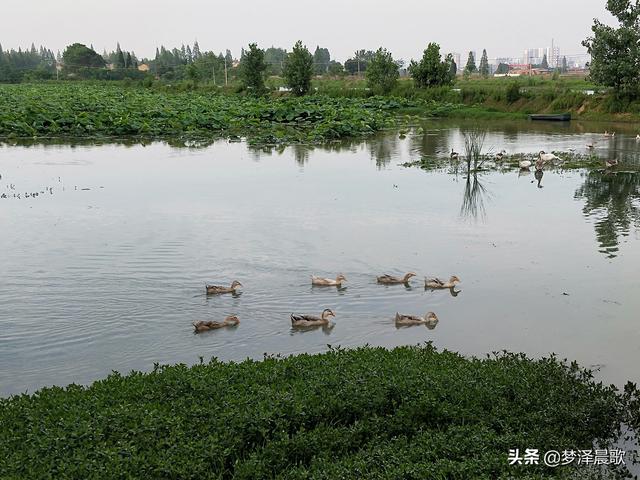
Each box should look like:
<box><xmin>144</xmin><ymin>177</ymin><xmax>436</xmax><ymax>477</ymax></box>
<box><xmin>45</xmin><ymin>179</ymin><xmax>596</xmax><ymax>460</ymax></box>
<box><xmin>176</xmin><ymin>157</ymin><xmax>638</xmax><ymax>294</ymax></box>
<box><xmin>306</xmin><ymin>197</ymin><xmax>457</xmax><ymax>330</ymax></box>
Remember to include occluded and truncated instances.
<box><xmin>460</xmin><ymin>173</ymin><xmax>491</xmax><ymax>222</ymax></box>
<box><xmin>575</xmin><ymin>171</ymin><xmax>640</xmax><ymax>258</ymax></box>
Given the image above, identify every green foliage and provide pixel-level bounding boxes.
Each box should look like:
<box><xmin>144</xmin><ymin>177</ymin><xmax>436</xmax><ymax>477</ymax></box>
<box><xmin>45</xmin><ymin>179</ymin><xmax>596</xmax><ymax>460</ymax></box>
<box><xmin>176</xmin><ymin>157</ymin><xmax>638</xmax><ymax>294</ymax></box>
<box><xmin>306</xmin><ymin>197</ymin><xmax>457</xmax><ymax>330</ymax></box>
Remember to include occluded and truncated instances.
<box><xmin>496</xmin><ymin>63</ymin><xmax>509</xmax><ymax>74</ymax></box>
<box><xmin>283</xmin><ymin>41</ymin><xmax>314</xmax><ymax>96</ymax></box>
<box><xmin>0</xmin><ymin>44</ymin><xmax>57</xmax><ymax>82</ymax></box>
<box><xmin>479</xmin><ymin>49</ymin><xmax>489</xmax><ymax>77</ymax></box>
<box><xmin>62</xmin><ymin>43</ymin><xmax>105</xmax><ymax>74</ymax></box>
<box><xmin>366</xmin><ymin>48</ymin><xmax>399</xmax><ymax>94</ymax></box>
<box><xmin>0</xmin><ymin>83</ymin><xmax>407</xmax><ymax>145</ymax></box>
<box><xmin>327</xmin><ymin>60</ymin><xmax>344</xmax><ymax>76</ymax></box>
<box><xmin>583</xmin><ymin>0</ymin><xmax>640</xmax><ymax>96</ymax></box>
<box><xmin>0</xmin><ymin>345</ymin><xmax>635</xmax><ymax>479</ymax></box>
<box><xmin>313</xmin><ymin>46</ymin><xmax>331</xmax><ymax>75</ymax></box>
<box><xmin>464</xmin><ymin>51</ymin><xmax>477</xmax><ymax>74</ymax></box>
<box><xmin>239</xmin><ymin>43</ymin><xmax>267</xmax><ymax>94</ymax></box>
<box><xmin>506</xmin><ymin>81</ymin><xmax>521</xmax><ymax>103</ymax></box>
<box><xmin>344</xmin><ymin>50</ymin><xmax>375</xmax><ymax>75</ymax></box>
<box><xmin>264</xmin><ymin>47</ymin><xmax>287</xmax><ymax>76</ymax></box>
<box><xmin>409</xmin><ymin>43</ymin><xmax>454</xmax><ymax>88</ymax></box>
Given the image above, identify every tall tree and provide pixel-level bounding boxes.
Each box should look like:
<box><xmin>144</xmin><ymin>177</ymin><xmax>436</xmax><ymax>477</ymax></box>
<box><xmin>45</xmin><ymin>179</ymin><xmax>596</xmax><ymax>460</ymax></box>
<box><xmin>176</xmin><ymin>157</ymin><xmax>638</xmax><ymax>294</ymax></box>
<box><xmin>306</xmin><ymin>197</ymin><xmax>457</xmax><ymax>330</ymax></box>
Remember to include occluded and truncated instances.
<box><xmin>192</xmin><ymin>41</ymin><xmax>201</xmax><ymax>60</ymax></box>
<box><xmin>264</xmin><ymin>47</ymin><xmax>287</xmax><ymax>75</ymax></box>
<box><xmin>283</xmin><ymin>40</ymin><xmax>314</xmax><ymax>96</ymax></box>
<box><xmin>479</xmin><ymin>49</ymin><xmax>489</xmax><ymax>77</ymax></box>
<box><xmin>409</xmin><ymin>43</ymin><xmax>454</xmax><ymax>87</ymax></box>
<box><xmin>366</xmin><ymin>47</ymin><xmax>399</xmax><ymax>94</ymax></box>
<box><xmin>115</xmin><ymin>43</ymin><xmax>125</xmax><ymax>69</ymax></box>
<box><xmin>541</xmin><ymin>53</ymin><xmax>549</xmax><ymax>69</ymax></box>
<box><xmin>239</xmin><ymin>43</ymin><xmax>267</xmax><ymax>93</ymax></box>
<box><xmin>464</xmin><ymin>51</ymin><xmax>477</xmax><ymax>75</ymax></box>
<box><xmin>583</xmin><ymin>0</ymin><xmax>640</xmax><ymax>96</ymax></box>
<box><xmin>313</xmin><ymin>46</ymin><xmax>331</xmax><ymax>75</ymax></box>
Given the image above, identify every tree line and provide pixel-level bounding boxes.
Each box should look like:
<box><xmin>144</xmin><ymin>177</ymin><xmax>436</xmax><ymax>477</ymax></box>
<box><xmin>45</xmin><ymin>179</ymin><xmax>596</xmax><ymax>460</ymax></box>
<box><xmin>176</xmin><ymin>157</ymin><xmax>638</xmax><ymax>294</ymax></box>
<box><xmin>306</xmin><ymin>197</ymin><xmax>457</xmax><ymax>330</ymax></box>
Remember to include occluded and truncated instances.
<box><xmin>1</xmin><ymin>0</ymin><xmax>637</xmax><ymax>98</ymax></box>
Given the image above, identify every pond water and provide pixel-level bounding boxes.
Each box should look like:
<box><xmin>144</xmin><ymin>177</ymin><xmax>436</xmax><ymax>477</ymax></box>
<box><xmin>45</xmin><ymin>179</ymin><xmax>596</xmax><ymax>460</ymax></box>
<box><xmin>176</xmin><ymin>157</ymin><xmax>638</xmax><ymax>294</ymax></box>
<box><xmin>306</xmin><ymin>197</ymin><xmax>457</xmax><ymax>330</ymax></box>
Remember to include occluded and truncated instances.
<box><xmin>1</xmin><ymin>119</ymin><xmax>640</xmax><ymax>397</ymax></box>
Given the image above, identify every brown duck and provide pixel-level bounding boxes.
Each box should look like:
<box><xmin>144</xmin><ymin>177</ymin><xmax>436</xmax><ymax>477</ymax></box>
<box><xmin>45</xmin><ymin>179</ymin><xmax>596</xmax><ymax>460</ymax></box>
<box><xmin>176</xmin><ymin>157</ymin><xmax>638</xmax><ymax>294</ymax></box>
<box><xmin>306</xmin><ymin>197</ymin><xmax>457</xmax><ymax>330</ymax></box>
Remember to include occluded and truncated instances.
<box><xmin>205</xmin><ymin>280</ymin><xmax>242</xmax><ymax>295</ymax></box>
<box><xmin>377</xmin><ymin>272</ymin><xmax>416</xmax><ymax>285</ymax></box>
<box><xmin>193</xmin><ymin>315</ymin><xmax>240</xmax><ymax>333</ymax></box>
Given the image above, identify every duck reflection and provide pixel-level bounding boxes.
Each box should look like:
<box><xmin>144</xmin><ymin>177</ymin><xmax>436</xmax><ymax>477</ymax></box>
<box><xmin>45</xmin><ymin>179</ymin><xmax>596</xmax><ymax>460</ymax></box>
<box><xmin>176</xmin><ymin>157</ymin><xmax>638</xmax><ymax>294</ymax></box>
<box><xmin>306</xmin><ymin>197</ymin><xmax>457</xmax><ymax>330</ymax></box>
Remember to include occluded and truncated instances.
<box><xmin>575</xmin><ymin>171</ymin><xmax>640</xmax><ymax>258</ymax></box>
<box><xmin>460</xmin><ymin>173</ymin><xmax>490</xmax><ymax>222</ymax></box>
<box><xmin>425</xmin><ymin>285</ymin><xmax>461</xmax><ymax>297</ymax></box>
<box><xmin>290</xmin><ymin>323</ymin><xmax>335</xmax><ymax>335</ymax></box>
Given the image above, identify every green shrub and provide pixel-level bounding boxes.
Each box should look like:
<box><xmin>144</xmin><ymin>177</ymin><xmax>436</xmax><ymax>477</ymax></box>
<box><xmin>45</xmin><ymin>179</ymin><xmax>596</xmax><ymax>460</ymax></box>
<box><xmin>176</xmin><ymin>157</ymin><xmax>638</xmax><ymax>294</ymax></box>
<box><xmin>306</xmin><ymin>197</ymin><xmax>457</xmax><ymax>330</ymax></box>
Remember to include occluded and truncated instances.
<box><xmin>0</xmin><ymin>345</ymin><xmax>636</xmax><ymax>479</ymax></box>
<box><xmin>506</xmin><ymin>82</ymin><xmax>521</xmax><ymax>103</ymax></box>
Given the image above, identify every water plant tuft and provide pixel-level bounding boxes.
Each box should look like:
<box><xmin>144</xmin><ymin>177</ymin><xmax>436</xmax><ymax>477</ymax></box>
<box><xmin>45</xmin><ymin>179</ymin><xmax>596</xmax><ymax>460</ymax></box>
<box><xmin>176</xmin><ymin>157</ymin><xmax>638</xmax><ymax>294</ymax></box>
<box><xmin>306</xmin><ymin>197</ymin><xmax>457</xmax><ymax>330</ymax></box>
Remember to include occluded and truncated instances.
<box><xmin>1</xmin><ymin>344</ymin><xmax>638</xmax><ymax>479</ymax></box>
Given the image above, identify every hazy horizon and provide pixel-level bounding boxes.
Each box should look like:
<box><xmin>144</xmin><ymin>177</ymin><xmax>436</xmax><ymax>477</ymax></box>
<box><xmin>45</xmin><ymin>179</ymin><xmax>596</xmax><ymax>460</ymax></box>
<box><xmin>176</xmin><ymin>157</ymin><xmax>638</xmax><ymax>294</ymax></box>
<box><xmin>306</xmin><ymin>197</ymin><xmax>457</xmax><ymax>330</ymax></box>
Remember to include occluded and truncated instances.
<box><xmin>3</xmin><ymin>0</ymin><xmax>614</xmax><ymax>62</ymax></box>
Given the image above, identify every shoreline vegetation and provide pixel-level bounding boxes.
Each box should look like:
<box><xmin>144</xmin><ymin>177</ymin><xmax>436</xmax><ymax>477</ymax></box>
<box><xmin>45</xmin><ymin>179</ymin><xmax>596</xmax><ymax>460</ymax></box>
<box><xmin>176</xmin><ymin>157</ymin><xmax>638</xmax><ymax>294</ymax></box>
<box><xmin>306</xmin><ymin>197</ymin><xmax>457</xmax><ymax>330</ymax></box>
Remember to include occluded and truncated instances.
<box><xmin>1</xmin><ymin>344</ymin><xmax>639</xmax><ymax>479</ymax></box>
<box><xmin>1</xmin><ymin>79</ymin><xmax>640</xmax><ymax>149</ymax></box>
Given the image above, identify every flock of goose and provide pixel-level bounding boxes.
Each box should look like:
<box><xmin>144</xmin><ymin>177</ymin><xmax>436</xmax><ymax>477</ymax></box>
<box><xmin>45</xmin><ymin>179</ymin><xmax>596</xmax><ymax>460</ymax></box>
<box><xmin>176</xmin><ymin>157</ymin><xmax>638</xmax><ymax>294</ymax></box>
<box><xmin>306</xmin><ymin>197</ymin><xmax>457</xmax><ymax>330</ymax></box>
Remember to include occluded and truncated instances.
<box><xmin>450</xmin><ymin>130</ymin><xmax>630</xmax><ymax>172</ymax></box>
<box><xmin>194</xmin><ymin>273</ymin><xmax>461</xmax><ymax>333</ymax></box>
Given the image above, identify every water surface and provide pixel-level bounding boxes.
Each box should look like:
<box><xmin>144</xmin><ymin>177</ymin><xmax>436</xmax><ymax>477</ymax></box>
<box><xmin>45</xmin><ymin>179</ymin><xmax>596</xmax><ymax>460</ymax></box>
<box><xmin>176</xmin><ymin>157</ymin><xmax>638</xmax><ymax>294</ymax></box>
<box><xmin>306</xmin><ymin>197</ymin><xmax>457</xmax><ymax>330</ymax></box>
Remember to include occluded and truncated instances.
<box><xmin>1</xmin><ymin>119</ymin><xmax>639</xmax><ymax>396</ymax></box>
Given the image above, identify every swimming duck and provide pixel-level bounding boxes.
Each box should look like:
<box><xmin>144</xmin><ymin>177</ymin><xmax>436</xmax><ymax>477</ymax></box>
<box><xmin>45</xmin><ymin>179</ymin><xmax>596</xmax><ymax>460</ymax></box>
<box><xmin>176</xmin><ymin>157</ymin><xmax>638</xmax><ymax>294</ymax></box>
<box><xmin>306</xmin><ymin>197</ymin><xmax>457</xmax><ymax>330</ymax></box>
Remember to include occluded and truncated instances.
<box><xmin>519</xmin><ymin>159</ymin><xmax>532</xmax><ymax>169</ymax></box>
<box><xmin>636</xmin><ymin>135</ymin><xmax>640</xmax><ymax>141</ymax></box>
<box><xmin>605</xmin><ymin>158</ymin><xmax>618</xmax><ymax>168</ymax></box>
<box><xmin>395</xmin><ymin>311</ymin><xmax>439</xmax><ymax>329</ymax></box>
<box><xmin>586</xmin><ymin>142</ymin><xmax>597</xmax><ymax>150</ymax></box>
<box><xmin>425</xmin><ymin>275</ymin><xmax>461</xmax><ymax>289</ymax></box>
<box><xmin>377</xmin><ymin>272</ymin><xmax>417</xmax><ymax>284</ymax></box>
<box><xmin>205</xmin><ymin>280</ymin><xmax>242</xmax><ymax>295</ymax></box>
<box><xmin>193</xmin><ymin>315</ymin><xmax>240</xmax><ymax>333</ymax></box>
<box><xmin>450</xmin><ymin>149</ymin><xmax>459</xmax><ymax>160</ymax></box>
<box><xmin>291</xmin><ymin>309</ymin><xmax>335</xmax><ymax>327</ymax></box>
<box><xmin>603</xmin><ymin>131</ymin><xmax>615</xmax><ymax>138</ymax></box>
<box><xmin>496</xmin><ymin>150</ymin><xmax>507</xmax><ymax>161</ymax></box>
<box><xmin>311</xmin><ymin>274</ymin><xmax>347</xmax><ymax>287</ymax></box>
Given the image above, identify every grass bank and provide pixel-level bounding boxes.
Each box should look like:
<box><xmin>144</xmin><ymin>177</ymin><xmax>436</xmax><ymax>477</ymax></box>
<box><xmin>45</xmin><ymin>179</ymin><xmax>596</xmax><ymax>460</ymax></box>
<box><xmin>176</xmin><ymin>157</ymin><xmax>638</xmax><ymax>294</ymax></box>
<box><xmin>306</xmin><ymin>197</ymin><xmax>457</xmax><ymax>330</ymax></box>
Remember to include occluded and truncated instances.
<box><xmin>1</xmin><ymin>345</ymin><xmax>638</xmax><ymax>479</ymax></box>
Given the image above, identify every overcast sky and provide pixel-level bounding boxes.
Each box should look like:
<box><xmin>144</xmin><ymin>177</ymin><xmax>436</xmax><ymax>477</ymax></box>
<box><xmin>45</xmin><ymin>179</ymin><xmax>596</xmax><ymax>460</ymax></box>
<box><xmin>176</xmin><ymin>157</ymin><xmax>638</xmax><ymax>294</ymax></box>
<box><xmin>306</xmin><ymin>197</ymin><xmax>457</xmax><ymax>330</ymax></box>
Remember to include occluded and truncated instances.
<box><xmin>2</xmin><ymin>0</ymin><xmax>614</xmax><ymax>61</ymax></box>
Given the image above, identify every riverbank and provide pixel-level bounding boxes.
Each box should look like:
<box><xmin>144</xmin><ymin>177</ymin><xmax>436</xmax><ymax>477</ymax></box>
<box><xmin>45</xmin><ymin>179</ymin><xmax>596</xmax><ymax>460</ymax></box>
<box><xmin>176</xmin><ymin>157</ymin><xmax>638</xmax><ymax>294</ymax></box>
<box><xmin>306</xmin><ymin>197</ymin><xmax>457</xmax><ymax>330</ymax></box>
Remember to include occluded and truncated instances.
<box><xmin>0</xmin><ymin>345</ymin><xmax>637</xmax><ymax>479</ymax></box>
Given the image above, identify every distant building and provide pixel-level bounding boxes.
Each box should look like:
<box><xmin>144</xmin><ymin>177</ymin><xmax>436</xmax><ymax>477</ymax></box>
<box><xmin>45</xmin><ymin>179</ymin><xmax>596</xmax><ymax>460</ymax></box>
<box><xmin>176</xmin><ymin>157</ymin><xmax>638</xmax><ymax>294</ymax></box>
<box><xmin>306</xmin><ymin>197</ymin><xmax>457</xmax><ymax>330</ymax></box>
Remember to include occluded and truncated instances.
<box><xmin>137</xmin><ymin>63</ymin><xmax>150</xmax><ymax>72</ymax></box>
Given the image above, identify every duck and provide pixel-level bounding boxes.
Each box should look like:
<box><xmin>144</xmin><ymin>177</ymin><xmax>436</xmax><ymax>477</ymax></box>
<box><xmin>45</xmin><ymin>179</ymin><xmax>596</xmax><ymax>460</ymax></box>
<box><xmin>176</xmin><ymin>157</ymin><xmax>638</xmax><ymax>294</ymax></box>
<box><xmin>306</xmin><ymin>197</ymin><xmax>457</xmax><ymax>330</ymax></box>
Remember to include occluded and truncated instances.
<box><xmin>205</xmin><ymin>280</ymin><xmax>242</xmax><ymax>295</ymax></box>
<box><xmin>395</xmin><ymin>311</ymin><xmax>439</xmax><ymax>329</ymax></box>
<box><xmin>291</xmin><ymin>309</ymin><xmax>335</xmax><ymax>327</ymax></box>
<box><xmin>603</xmin><ymin>131</ymin><xmax>615</xmax><ymax>138</ymax></box>
<box><xmin>377</xmin><ymin>272</ymin><xmax>417</xmax><ymax>284</ymax></box>
<box><xmin>636</xmin><ymin>135</ymin><xmax>640</xmax><ymax>141</ymax></box>
<box><xmin>450</xmin><ymin>149</ymin><xmax>459</xmax><ymax>160</ymax></box>
<box><xmin>519</xmin><ymin>159</ymin><xmax>532</xmax><ymax>169</ymax></box>
<box><xmin>425</xmin><ymin>275</ymin><xmax>461</xmax><ymax>289</ymax></box>
<box><xmin>193</xmin><ymin>315</ymin><xmax>240</xmax><ymax>333</ymax></box>
<box><xmin>495</xmin><ymin>150</ymin><xmax>507</xmax><ymax>161</ymax></box>
<box><xmin>311</xmin><ymin>274</ymin><xmax>347</xmax><ymax>287</ymax></box>
<box><xmin>586</xmin><ymin>142</ymin><xmax>597</xmax><ymax>150</ymax></box>
<box><xmin>605</xmin><ymin>158</ymin><xmax>618</xmax><ymax>168</ymax></box>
